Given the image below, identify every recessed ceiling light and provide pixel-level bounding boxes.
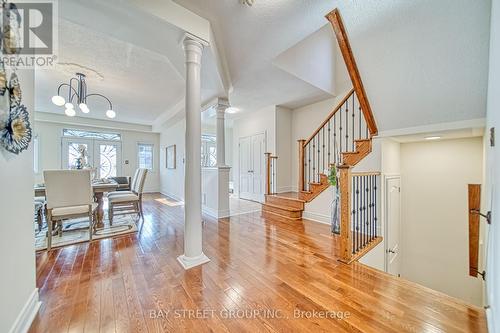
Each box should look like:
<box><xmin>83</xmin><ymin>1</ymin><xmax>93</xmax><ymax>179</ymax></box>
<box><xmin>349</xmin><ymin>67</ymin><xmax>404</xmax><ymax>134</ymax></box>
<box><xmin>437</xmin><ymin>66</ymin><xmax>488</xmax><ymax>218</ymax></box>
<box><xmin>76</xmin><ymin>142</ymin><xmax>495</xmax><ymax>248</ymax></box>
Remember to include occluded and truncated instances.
<box><xmin>425</xmin><ymin>136</ymin><xmax>441</xmax><ymax>140</ymax></box>
<box><xmin>226</xmin><ymin>107</ymin><xmax>240</xmax><ymax>114</ymax></box>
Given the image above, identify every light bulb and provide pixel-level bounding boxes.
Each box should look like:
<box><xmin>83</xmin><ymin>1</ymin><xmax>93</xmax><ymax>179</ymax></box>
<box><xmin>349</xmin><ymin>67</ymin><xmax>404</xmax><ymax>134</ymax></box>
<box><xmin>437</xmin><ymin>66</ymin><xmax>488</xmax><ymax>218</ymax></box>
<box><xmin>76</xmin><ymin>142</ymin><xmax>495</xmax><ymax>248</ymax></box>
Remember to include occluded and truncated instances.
<box><xmin>65</xmin><ymin>108</ymin><xmax>76</xmax><ymax>117</ymax></box>
<box><xmin>79</xmin><ymin>103</ymin><xmax>89</xmax><ymax>113</ymax></box>
<box><xmin>51</xmin><ymin>95</ymin><xmax>65</xmax><ymax>106</ymax></box>
<box><xmin>106</xmin><ymin>109</ymin><xmax>116</xmax><ymax>119</ymax></box>
<box><xmin>65</xmin><ymin>102</ymin><xmax>74</xmax><ymax>109</ymax></box>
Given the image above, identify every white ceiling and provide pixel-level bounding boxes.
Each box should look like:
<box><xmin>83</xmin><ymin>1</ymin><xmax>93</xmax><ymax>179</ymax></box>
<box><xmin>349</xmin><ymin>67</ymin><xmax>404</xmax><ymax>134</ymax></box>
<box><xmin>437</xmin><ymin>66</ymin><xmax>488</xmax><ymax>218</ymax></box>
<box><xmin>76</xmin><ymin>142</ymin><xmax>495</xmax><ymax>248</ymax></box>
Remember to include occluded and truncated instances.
<box><xmin>35</xmin><ymin>0</ymin><xmax>225</xmax><ymax>125</ymax></box>
<box><xmin>35</xmin><ymin>0</ymin><xmax>491</xmax><ymax>131</ymax></box>
<box><xmin>174</xmin><ymin>0</ymin><xmax>491</xmax><ymax>131</ymax></box>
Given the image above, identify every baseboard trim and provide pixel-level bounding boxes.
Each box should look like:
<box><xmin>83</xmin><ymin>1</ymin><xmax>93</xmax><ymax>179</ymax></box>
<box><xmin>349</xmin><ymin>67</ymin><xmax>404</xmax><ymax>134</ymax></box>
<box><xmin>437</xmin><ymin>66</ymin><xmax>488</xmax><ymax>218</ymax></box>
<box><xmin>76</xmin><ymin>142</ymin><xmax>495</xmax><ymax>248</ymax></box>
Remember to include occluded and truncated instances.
<box><xmin>202</xmin><ymin>206</ymin><xmax>230</xmax><ymax>219</ymax></box>
<box><xmin>177</xmin><ymin>253</ymin><xmax>210</xmax><ymax>270</ymax></box>
<box><xmin>302</xmin><ymin>211</ymin><xmax>330</xmax><ymax>225</ymax></box>
<box><xmin>159</xmin><ymin>191</ymin><xmax>184</xmax><ymax>203</ymax></box>
<box><xmin>8</xmin><ymin>288</ymin><xmax>41</xmax><ymax>333</ymax></box>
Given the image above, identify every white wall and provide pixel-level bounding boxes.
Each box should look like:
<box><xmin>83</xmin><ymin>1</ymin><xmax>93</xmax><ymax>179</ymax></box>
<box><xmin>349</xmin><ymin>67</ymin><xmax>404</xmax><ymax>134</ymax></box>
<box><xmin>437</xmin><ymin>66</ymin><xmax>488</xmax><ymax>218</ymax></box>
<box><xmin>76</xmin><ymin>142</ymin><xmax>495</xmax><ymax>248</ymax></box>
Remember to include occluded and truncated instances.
<box><xmin>275</xmin><ymin>106</ymin><xmax>293</xmax><ymax>193</ymax></box>
<box><xmin>485</xmin><ymin>0</ymin><xmax>499</xmax><ymax>329</ymax></box>
<box><xmin>0</xmin><ymin>70</ymin><xmax>39</xmax><ymax>333</ymax></box>
<box><xmin>159</xmin><ymin>117</ymin><xmax>185</xmax><ymax>201</ymax></box>
<box><xmin>400</xmin><ymin>137</ymin><xmax>484</xmax><ymax>305</ymax></box>
<box><xmin>33</xmin><ymin>116</ymin><xmax>161</xmax><ymax>193</ymax></box>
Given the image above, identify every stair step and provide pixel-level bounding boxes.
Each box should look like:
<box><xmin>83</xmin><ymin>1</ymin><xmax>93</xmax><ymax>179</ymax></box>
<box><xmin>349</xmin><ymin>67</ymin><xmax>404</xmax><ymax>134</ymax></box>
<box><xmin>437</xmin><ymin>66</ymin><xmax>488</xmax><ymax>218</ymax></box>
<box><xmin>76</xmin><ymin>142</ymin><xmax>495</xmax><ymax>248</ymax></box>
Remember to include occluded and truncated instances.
<box><xmin>266</xmin><ymin>195</ymin><xmax>305</xmax><ymax>210</ymax></box>
<box><xmin>262</xmin><ymin>203</ymin><xmax>302</xmax><ymax>219</ymax></box>
<box><xmin>262</xmin><ymin>209</ymin><xmax>302</xmax><ymax>221</ymax></box>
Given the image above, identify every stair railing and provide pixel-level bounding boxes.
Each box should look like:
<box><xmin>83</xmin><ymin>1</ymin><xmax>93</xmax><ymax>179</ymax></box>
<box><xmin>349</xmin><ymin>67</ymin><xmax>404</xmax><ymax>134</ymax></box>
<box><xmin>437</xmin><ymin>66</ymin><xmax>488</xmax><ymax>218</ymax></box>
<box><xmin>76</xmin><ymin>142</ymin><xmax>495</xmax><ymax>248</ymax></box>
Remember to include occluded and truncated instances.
<box><xmin>298</xmin><ymin>89</ymin><xmax>371</xmax><ymax>192</ymax></box>
<box><xmin>265</xmin><ymin>153</ymin><xmax>278</xmax><ymax>195</ymax></box>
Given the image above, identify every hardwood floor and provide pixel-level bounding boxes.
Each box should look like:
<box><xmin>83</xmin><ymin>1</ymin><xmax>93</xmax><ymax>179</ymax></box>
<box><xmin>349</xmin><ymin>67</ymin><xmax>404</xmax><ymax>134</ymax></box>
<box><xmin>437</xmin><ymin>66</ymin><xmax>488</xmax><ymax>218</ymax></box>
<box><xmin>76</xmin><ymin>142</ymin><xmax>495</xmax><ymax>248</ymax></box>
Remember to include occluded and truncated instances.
<box><xmin>29</xmin><ymin>193</ymin><xmax>486</xmax><ymax>333</ymax></box>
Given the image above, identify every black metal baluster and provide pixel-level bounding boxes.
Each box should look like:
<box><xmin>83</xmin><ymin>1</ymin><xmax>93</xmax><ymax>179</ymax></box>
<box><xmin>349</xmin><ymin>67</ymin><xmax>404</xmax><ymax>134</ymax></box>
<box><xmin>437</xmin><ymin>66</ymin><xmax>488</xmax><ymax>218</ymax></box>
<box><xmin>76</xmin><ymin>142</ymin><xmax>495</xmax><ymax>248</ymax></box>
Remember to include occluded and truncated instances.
<box><xmin>354</xmin><ymin>176</ymin><xmax>358</xmax><ymax>253</ymax></box>
<box><xmin>316</xmin><ymin>134</ymin><xmax>320</xmax><ymax>182</ymax></box>
<box><xmin>352</xmin><ymin>94</ymin><xmax>355</xmax><ymax>151</ymax></box>
<box><xmin>339</xmin><ymin>105</ymin><xmax>343</xmax><ymax>155</ymax></box>
<box><xmin>345</xmin><ymin>99</ymin><xmax>349</xmax><ymax>151</ymax></box>
<box><xmin>322</xmin><ymin>127</ymin><xmax>325</xmax><ymax>175</ymax></box>
<box><xmin>327</xmin><ymin>120</ymin><xmax>331</xmax><ymax>166</ymax></box>
<box><xmin>333</xmin><ymin>115</ymin><xmax>337</xmax><ymax>164</ymax></box>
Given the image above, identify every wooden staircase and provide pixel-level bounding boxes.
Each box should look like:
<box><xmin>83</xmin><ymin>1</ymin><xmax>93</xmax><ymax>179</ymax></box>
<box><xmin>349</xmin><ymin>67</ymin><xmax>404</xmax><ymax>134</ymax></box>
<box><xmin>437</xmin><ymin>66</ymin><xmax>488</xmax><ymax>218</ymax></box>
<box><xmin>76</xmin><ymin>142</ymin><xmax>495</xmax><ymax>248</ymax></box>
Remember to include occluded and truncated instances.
<box><xmin>262</xmin><ymin>8</ymin><xmax>382</xmax><ymax>263</ymax></box>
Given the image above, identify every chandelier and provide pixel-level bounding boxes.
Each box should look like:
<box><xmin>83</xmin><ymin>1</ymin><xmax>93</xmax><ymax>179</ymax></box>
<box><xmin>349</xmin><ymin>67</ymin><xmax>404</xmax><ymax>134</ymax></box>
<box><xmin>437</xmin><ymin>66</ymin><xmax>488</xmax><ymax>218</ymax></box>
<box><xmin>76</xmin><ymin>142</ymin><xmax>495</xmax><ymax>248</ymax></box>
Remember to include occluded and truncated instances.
<box><xmin>51</xmin><ymin>73</ymin><xmax>116</xmax><ymax>119</ymax></box>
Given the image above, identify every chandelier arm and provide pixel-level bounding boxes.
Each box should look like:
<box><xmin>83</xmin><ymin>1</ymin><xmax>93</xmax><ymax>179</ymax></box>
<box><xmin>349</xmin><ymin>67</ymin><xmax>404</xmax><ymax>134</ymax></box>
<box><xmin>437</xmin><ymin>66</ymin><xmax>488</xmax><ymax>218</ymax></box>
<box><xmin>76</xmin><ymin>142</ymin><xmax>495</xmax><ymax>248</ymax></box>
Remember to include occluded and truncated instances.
<box><xmin>57</xmin><ymin>83</ymin><xmax>80</xmax><ymax>104</ymax></box>
<box><xmin>70</xmin><ymin>77</ymin><xmax>81</xmax><ymax>103</ymax></box>
<box><xmin>85</xmin><ymin>93</ymin><xmax>113</xmax><ymax>110</ymax></box>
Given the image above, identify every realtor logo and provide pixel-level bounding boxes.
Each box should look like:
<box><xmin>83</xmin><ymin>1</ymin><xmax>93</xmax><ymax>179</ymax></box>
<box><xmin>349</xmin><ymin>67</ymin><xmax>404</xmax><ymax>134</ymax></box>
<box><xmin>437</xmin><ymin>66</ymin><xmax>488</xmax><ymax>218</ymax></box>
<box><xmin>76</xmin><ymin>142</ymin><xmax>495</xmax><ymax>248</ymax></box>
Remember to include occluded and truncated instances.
<box><xmin>1</xmin><ymin>0</ymin><xmax>58</xmax><ymax>67</ymax></box>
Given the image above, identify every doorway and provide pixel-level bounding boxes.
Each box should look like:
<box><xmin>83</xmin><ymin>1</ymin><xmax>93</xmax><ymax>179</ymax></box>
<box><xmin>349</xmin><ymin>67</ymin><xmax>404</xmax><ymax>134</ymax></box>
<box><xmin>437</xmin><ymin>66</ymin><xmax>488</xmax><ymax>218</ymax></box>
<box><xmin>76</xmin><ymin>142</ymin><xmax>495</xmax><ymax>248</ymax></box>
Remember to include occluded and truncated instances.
<box><xmin>385</xmin><ymin>176</ymin><xmax>401</xmax><ymax>276</ymax></box>
<box><xmin>239</xmin><ymin>132</ymin><xmax>266</xmax><ymax>203</ymax></box>
<box><xmin>62</xmin><ymin>137</ymin><xmax>122</xmax><ymax>179</ymax></box>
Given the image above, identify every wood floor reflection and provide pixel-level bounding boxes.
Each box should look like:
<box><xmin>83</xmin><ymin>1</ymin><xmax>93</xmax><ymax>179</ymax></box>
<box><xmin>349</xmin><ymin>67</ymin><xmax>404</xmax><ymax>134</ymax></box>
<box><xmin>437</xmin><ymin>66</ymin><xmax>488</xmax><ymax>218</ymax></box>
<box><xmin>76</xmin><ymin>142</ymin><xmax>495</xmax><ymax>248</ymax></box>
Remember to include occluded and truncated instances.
<box><xmin>29</xmin><ymin>193</ymin><xmax>486</xmax><ymax>333</ymax></box>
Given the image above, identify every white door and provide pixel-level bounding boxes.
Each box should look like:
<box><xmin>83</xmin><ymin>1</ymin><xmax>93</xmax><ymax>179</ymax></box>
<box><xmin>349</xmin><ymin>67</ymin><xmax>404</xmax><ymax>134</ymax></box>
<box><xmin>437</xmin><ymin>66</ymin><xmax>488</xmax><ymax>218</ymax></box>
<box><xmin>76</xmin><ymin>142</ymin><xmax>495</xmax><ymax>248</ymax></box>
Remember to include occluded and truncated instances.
<box><xmin>251</xmin><ymin>133</ymin><xmax>266</xmax><ymax>202</ymax></box>
<box><xmin>94</xmin><ymin>140</ymin><xmax>122</xmax><ymax>179</ymax></box>
<box><xmin>239</xmin><ymin>133</ymin><xmax>266</xmax><ymax>202</ymax></box>
<box><xmin>386</xmin><ymin>177</ymin><xmax>401</xmax><ymax>276</ymax></box>
<box><xmin>62</xmin><ymin>138</ymin><xmax>122</xmax><ymax>179</ymax></box>
<box><xmin>239</xmin><ymin>136</ymin><xmax>252</xmax><ymax>201</ymax></box>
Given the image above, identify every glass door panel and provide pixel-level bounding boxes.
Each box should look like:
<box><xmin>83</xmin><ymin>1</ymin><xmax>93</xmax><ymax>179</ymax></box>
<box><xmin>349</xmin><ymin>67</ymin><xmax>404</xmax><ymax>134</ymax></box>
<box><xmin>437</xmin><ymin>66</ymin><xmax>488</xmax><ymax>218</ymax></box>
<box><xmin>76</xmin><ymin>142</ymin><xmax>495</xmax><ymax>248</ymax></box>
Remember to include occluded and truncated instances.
<box><xmin>94</xmin><ymin>140</ymin><xmax>122</xmax><ymax>179</ymax></box>
<box><xmin>62</xmin><ymin>137</ymin><xmax>94</xmax><ymax>169</ymax></box>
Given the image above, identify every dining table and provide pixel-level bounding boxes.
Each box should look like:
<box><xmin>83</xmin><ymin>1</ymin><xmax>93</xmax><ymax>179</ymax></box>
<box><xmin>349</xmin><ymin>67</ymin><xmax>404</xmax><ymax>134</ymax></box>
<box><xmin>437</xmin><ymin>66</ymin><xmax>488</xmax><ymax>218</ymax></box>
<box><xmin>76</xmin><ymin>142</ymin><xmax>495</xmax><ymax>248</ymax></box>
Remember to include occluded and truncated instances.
<box><xmin>34</xmin><ymin>180</ymin><xmax>119</xmax><ymax>229</ymax></box>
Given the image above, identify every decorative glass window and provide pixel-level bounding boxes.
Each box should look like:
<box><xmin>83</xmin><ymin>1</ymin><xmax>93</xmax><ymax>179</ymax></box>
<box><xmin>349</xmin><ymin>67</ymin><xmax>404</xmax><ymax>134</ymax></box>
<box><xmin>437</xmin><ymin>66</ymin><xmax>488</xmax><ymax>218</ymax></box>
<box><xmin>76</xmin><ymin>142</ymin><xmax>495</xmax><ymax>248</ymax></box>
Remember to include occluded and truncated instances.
<box><xmin>63</xmin><ymin>128</ymin><xmax>121</xmax><ymax>141</ymax></box>
<box><xmin>138</xmin><ymin>143</ymin><xmax>154</xmax><ymax>170</ymax></box>
<box><xmin>201</xmin><ymin>135</ymin><xmax>217</xmax><ymax>167</ymax></box>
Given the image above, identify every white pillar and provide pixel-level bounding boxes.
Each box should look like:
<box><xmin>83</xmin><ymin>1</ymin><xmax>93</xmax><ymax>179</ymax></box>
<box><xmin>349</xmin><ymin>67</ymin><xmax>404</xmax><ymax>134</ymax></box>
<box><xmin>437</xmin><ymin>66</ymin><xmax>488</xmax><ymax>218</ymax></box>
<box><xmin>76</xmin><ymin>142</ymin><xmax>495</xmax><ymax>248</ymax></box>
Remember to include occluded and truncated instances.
<box><xmin>177</xmin><ymin>35</ymin><xmax>210</xmax><ymax>270</ymax></box>
<box><xmin>216</xmin><ymin>99</ymin><xmax>229</xmax><ymax>167</ymax></box>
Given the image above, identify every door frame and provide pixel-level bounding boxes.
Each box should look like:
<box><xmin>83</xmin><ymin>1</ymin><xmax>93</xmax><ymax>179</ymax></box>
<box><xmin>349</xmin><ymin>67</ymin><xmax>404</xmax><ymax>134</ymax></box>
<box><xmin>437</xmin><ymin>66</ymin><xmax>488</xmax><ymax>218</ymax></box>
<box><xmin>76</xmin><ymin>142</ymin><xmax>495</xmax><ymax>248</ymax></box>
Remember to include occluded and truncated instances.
<box><xmin>384</xmin><ymin>174</ymin><xmax>401</xmax><ymax>274</ymax></box>
<box><xmin>238</xmin><ymin>131</ymin><xmax>267</xmax><ymax>202</ymax></box>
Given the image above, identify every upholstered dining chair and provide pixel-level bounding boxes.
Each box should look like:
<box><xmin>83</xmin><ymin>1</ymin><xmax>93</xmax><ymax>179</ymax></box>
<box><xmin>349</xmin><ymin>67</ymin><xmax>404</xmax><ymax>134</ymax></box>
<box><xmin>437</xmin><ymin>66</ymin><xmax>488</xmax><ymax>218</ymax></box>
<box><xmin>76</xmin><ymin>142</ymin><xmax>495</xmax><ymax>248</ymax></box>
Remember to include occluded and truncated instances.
<box><xmin>107</xmin><ymin>168</ymin><xmax>148</xmax><ymax>225</ymax></box>
<box><xmin>44</xmin><ymin>170</ymin><xmax>97</xmax><ymax>250</ymax></box>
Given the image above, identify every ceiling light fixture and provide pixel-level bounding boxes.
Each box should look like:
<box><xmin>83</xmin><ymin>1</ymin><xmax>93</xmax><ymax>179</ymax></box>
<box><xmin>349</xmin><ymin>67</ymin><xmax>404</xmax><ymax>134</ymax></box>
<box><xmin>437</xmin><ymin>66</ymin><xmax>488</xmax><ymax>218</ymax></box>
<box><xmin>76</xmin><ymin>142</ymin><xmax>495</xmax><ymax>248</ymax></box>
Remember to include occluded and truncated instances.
<box><xmin>225</xmin><ymin>107</ymin><xmax>240</xmax><ymax>114</ymax></box>
<box><xmin>241</xmin><ymin>0</ymin><xmax>255</xmax><ymax>6</ymax></box>
<box><xmin>52</xmin><ymin>73</ymin><xmax>115</xmax><ymax>119</ymax></box>
<box><xmin>425</xmin><ymin>136</ymin><xmax>441</xmax><ymax>140</ymax></box>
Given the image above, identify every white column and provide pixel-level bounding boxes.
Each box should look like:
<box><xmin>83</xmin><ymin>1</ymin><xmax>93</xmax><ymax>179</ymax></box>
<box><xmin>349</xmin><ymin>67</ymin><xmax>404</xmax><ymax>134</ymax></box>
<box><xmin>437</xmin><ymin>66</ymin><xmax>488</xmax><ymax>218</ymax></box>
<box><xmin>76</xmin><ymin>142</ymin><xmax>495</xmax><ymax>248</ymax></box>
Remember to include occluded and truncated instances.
<box><xmin>216</xmin><ymin>99</ymin><xmax>229</xmax><ymax>167</ymax></box>
<box><xmin>177</xmin><ymin>35</ymin><xmax>210</xmax><ymax>270</ymax></box>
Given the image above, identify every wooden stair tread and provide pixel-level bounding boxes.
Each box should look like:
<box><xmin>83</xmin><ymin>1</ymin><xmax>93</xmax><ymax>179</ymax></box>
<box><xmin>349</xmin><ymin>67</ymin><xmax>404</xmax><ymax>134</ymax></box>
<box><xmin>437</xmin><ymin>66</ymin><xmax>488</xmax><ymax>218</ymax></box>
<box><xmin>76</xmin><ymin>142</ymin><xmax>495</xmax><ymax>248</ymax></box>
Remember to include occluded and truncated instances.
<box><xmin>262</xmin><ymin>202</ymin><xmax>302</xmax><ymax>212</ymax></box>
<box><xmin>266</xmin><ymin>193</ymin><xmax>306</xmax><ymax>203</ymax></box>
<box><xmin>262</xmin><ymin>210</ymin><xmax>302</xmax><ymax>221</ymax></box>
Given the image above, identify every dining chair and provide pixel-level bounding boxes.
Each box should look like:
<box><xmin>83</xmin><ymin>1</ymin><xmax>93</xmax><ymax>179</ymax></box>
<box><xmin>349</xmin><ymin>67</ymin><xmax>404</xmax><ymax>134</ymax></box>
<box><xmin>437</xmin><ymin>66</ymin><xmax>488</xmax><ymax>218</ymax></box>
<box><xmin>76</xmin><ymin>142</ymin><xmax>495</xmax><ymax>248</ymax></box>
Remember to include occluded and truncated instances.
<box><xmin>107</xmin><ymin>168</ymin><xmax>148</xmax><ymax>225</ymax></box>
<box><xmin>43</xmin><ymin>170</ymin><xmax>97</xmax><ymax>250</ymax></box>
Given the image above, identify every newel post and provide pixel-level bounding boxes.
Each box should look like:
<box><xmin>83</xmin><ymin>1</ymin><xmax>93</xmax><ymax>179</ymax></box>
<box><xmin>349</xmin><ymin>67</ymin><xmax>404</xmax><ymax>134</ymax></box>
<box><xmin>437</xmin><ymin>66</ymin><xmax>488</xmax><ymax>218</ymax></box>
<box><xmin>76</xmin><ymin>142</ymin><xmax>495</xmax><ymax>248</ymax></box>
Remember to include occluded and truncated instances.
<box><xmin>338</xmin><ymin>165</ymin><xmax>353</xmax><ymax>263</ymax></box>
<box><xmin>265</xmin><ymin>153</ymin><xmax>271</xmax><ymax>195</ymax></box>
<box><xmin>298</xmin><ymin>140</ymin><xmax>306</xmax><ymax>191</ymax></box>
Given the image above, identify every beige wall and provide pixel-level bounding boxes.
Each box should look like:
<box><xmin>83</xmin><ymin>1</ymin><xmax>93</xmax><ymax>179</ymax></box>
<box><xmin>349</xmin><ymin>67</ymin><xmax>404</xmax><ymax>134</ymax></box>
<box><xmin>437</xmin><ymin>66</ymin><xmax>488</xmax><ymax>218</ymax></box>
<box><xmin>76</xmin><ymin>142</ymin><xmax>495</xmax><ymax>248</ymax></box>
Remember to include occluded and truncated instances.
<box><xmin>0</xmin><ymin>69</ymin><xmax>38</xmax><ymax>332</ymax></box>
<box><xmin>400</xmin><ymin>137</ymin><xmax>484</xmax><ymax>305</ymax></box>
<box><xmin>34</xmin><ymin>117</ymin><xmax>161</xmax><ymax>193</ymax></box>
<box><xmin>159</xmin><ymin>118</ymin><xmax>185</xmax><ymax>201</ymax></box>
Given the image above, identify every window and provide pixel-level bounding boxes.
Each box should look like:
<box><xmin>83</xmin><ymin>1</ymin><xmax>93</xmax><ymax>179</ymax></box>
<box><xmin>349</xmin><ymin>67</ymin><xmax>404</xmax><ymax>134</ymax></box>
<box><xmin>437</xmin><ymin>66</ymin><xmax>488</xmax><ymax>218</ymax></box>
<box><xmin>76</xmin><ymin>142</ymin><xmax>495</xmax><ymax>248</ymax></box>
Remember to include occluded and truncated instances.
<box><xmin>138</xmin><ymin>143</ymin><xmax>154</xmax><ymax>170</ymax></box>
<box><xmin>201</xmin><ymin>135</ymin><xmax>217</xmax><ymax>167</ymax></box>
<box><xmin>63</xmin><ymin>128</ymin><xmax>121</xmax><ymax>141</ymax></box>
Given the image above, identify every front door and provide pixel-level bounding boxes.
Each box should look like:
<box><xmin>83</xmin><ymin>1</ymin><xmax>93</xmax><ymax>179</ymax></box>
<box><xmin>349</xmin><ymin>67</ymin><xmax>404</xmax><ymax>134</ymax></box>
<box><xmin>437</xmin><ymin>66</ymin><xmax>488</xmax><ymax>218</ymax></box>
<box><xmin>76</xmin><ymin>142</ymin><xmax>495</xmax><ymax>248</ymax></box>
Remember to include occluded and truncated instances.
<box><xmin>386</xmin><ymin>176</ymin><xmax>401</xmax><ymax>276</ymax></box>
<box><xmin>62</xmin><ymin>137</ymin><xmax>122</xmax><ymax>179</ymax></box>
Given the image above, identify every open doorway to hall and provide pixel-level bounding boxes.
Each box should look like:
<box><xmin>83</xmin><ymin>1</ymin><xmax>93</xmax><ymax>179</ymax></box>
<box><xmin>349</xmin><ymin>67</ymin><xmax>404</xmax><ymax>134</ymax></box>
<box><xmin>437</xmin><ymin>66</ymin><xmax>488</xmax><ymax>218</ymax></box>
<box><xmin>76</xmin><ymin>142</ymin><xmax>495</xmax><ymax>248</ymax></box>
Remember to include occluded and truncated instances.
<box><xmin>380</xmin><ymin>130</ymin><xmax>487</xmax><ymax>307</ymax></box>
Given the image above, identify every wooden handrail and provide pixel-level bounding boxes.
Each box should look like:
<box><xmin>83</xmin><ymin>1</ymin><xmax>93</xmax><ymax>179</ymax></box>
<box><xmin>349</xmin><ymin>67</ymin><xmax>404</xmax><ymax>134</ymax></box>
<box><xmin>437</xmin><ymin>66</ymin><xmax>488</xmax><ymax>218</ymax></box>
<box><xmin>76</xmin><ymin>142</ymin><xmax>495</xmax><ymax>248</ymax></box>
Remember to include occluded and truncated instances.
<box><xmin>304</xmin><ymin>88</ymin><xmax>354</xmax><ymax>146</ymax></box>
<box><xmin>468</xmin><ymin>184</ymin><xmax>481</xmax><ymax>278</ymax></box>
<box><xmin>326</xmin><ymin>9</ymin><xmax>378</xmax><ymax>136</ymax></box>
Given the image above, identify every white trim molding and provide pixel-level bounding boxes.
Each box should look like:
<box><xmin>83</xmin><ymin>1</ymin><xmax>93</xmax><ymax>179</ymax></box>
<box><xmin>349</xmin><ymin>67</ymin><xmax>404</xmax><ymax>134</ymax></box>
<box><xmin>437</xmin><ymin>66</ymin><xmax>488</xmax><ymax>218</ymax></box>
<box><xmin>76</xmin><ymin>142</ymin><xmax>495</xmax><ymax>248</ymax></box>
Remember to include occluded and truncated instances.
<box><xmin>8</xmin><ymin>289</ymin><xmax>41</xmax><ymax>333</ymax></box>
